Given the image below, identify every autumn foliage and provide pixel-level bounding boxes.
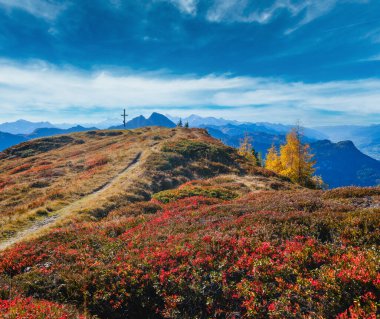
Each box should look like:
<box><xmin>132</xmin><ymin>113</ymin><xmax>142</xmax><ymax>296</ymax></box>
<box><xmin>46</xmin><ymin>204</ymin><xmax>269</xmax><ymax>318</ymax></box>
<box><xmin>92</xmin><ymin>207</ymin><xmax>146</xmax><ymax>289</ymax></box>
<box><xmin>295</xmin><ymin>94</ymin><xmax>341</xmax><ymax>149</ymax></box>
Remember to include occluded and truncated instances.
<box><xmin>0</xmin><ymin>186</ymin><xmax>378</xmax><ymax>318</ymax></box>
<box><xmin>0</xmin><ymin>297</ymin><xmax>83</xmax><ymax>319</ymax></box>
<box><xmin>265</xmin><ymin>126</ymin><xmax>320</xmax><ymax>187</ymax></box>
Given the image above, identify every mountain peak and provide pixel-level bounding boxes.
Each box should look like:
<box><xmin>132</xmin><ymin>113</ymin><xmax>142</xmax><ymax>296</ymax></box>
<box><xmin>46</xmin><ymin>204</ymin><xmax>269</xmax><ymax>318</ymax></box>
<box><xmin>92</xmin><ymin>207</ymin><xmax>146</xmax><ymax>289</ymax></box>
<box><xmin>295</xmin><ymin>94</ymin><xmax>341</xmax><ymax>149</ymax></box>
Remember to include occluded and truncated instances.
<box><xmin>148</xmin><ymin>113</ymin><xmax>176</xmax><ymax>127</ymax></box>
<box><xmin>0</xmin><ymin>119</ymin><xmax>56</xmax><ymax>134</ymax></box>
<box><xmin>110</xmin><ymin>113</ymin><xmax>175</xmax><ymax>129</ymax></box>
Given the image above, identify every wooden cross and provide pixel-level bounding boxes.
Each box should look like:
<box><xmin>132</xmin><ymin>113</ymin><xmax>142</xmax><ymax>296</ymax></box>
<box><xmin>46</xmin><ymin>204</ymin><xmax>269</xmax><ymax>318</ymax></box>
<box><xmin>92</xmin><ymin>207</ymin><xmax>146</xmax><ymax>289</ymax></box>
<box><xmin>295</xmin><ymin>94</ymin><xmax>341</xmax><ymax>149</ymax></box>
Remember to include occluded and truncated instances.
<box><xmin>121</xmin><ymin>109</ymin><xmax>128</xmax><ymax>128</ymax></box>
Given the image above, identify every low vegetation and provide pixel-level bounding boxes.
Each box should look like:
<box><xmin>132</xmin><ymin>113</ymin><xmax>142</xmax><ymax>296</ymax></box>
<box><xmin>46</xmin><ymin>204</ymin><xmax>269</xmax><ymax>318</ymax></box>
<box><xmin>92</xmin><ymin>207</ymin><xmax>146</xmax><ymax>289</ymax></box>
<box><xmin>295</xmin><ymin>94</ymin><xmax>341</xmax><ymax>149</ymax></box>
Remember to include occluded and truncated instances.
<box><xmin>0</xmin><ymin>128</ymin><xmax>378</xmax><ymax>318</ymax></box>
<box><xmin>0</xmin><ymin>128</ymin><xmax>286</xmax><ymax>244</ymax></box>
<box><xmin>0</xmin><ymin>297</ymin><xmax>85</xmax><ymax>319</ymax></box>
<box><xmin>152</xmin><ymin>185</ymin><xmax>238</xmax><ymax>203</ymax></box>
<box><xmin>0</xmin><ymin>185</ymin><xmax>378</xmax><ymax>318</ymax></box>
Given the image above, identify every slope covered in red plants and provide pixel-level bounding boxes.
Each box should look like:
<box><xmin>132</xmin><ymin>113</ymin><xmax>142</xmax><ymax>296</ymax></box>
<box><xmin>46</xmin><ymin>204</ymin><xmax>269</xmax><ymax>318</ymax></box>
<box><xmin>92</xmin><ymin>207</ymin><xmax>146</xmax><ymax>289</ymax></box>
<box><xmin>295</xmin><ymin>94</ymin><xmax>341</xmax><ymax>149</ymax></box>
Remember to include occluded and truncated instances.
<box><xmin>0</xmin><ymin>297</ymin><xmax>84</xmax><ymax>318</ymax></box>
<box><xmin>0</xmin><ymin>186</ymin><xmax>379</xmax><ymax>318</ymax></box>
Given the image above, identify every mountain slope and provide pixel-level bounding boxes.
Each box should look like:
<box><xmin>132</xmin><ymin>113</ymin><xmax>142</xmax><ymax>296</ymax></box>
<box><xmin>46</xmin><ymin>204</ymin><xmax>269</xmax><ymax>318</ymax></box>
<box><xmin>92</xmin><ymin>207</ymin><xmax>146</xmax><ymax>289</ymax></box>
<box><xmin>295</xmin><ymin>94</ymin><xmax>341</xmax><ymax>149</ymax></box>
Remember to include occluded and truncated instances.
<box><xmin>317</xmin><ymin>124</ymin><xmax>380</xmax><ymax>160</ymax></box>
<box><xmin>311</xmin><ymin>140</ymin><xmax>380</xmax><ymax>188</ymax></box>
<box><xmin>0</xmin><ymin>127</ymin><xmax>378</xmax><ymax>318</ymax></box>
<box><xmin>0</xmin><ymin>127</ymin><xmax>291</xmax><ymax>247</ymax></box>
<box><xmin>0</xmin><ymin>131</ymin><xmax>28</xmax><ymax>151</ymax></box>
<box><xmin>0</xmin><ymin>182</ymin><xmax>378</xmax><ymax>318</ymax></box>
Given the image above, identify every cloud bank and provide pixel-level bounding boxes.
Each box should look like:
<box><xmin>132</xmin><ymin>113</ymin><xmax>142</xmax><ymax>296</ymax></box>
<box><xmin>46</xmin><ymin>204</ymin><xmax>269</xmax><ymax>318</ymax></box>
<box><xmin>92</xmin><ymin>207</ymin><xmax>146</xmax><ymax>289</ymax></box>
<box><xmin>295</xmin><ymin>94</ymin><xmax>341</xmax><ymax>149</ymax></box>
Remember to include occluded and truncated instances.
<box><xmin>0</xmin><ymin>60</ymin><xmax>379</xmax><ymax>125</ymax></box>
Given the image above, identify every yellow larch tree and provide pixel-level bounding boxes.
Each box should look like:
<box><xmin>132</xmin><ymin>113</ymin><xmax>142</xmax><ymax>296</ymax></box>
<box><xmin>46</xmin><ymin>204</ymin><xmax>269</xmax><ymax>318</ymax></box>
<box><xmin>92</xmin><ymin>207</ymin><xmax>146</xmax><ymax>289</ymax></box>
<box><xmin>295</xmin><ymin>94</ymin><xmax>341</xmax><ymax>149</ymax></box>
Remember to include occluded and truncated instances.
<box><xmin>238</xmin><ymin>133</ymin><xmax>259</xmax><ymax>166</ymax></box>
<box><xmin>265</xmin><ymin>145</ymin><xmax>283</xmax><ymax>173</ymax></box>
<box><xmin>279</xmin><ymin>126</ymin><xmax>315</xmax><ymax>186</ymax></box>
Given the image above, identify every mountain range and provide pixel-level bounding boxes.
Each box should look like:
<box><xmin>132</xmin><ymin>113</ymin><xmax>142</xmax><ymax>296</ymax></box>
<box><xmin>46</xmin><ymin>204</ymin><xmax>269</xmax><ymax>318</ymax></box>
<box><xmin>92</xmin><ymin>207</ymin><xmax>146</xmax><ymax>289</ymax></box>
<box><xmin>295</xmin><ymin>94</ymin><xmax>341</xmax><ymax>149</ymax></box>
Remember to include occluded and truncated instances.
<box><xmin>110</xmin><ymin>112</ymin><xmax>176</xmax><ymax>129</ymax></box>
<box><xmin>0</xmin><ymin>119</ymin><xmax>56</xmax><ymax>134</ymax></box>
<box><xmin>0</xmin><ymin>113</ymin><xmax>378</xmax><ymax>188</ymax></box>
<box><xmin>317</xmin><ymin>124</ymin><xmax>380</xmax><ymax>160</ymax></box>
<box><xmin>168</xmin><ymin>114</ymin><xmax>327</xmax><ymax>140</ymax></box>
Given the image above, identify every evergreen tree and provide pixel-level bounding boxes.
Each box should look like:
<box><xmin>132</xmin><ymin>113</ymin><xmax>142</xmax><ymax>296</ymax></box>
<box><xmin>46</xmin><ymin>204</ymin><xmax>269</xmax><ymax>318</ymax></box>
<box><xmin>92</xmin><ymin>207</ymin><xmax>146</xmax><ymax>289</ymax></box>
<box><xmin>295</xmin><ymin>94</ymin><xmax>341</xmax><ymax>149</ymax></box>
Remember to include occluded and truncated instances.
<box><xmin>177</xmin><ymin>118</ymin><xmax>183</xmax><ymax>127</ymax></box>
<box><xmin>184</xmin><ymin>121</ymin><xmax>189</xmax><ymax>128</ymax></box>
<box><xmin>256</xmin><ymin>151</ymin><xmax>263</xmax><ymax>167</ymax></box>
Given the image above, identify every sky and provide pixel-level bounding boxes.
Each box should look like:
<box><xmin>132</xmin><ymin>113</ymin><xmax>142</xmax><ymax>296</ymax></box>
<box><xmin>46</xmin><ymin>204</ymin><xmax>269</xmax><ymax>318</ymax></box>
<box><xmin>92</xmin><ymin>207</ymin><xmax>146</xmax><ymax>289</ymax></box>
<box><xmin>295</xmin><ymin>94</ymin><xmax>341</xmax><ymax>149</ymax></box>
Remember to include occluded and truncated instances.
<box><xmin>0</xmin><ymin>0</ymin><xmax>379</xmax><ymax>126</ymax></box>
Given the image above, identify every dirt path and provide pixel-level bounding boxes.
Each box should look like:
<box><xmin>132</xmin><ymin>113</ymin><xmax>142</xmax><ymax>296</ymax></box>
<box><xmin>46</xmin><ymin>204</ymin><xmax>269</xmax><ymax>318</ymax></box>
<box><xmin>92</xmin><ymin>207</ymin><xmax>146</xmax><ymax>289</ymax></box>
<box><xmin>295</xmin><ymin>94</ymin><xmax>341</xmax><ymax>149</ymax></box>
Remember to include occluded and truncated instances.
<box><xmin>0</xmin><ymin>152</ymin><xmax>143</xmax><ymax>251</ymax></box>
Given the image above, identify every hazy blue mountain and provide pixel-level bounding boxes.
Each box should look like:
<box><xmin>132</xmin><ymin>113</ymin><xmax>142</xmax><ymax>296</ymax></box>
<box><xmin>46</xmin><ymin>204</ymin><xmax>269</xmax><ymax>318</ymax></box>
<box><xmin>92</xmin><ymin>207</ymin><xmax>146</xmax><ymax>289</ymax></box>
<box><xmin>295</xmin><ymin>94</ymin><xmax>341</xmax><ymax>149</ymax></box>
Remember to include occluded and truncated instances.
<box><xmin>207</xmin><ymin>126</ymin><xmax>285</xmax><ymax>155</ymax></box>
<box><xmin>0</xmin><ymin>131</ymin><xmax>28</xmax><ymax>151</ymax></box>
<box><xmin>26</xmin><ymin>126</ymin><xmax>98</xmax><ymax>139</ymax></box>
<box><xmin>110</xmin><ymin>112</ymin><xmax>175</xmax><ymax>129</ymax></box>
<box><xmin>311</xmin><ymin>140</ymin><xmax>380</xmax><ymax>188</ymax></box>
<box><xmin>202</xmin><ymin>122</ymin><xmax>326</xmax><ymax>142</ymax></box>
<box><xmin>168</xmin><ymin>114</ymin><xmax>241</xmax><ymax>127</ymax></box>
<box><xmin>0</xmin><ymin>119</ymin><xmax>56</xmax><ymax>134</ymax></box>
<box><xmin>168</xmin><ymin>115</ymin><xmax>327</xmax><ymax>140</ymax></box>
<box><xmin>149</xmin><ymin>112</ymin><xmax>176</xmax><ymax>127</ymax></box>
<box><xmin>316</xmin><ymin>125</ymin><xmax>380</xmax><ymax>160</ymax></box>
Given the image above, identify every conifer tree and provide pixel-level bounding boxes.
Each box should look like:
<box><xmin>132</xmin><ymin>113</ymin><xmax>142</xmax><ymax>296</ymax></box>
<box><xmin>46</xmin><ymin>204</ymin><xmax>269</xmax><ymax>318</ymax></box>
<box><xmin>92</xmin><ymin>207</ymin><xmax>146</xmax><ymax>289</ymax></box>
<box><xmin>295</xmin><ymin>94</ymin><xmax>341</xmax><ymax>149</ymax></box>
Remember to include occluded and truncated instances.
<box><xmin>238</xmin><ymin>133</ymin><xmax>258</xmax><ymax>165</ymax></box>
<box><xmin>265</xmin><ymin>145</ymin><xmax>283</xmax><ymax>173</ymax></box>
<box><xmin>177</xmin><ymin>118</ymin><xmax>183</xmax><ymax>127</ymax></box>
<box><xmin>279</xmin><ymin>126</ymin><xmax>315</xmax><ymax>186</ymax></box>
<box><xmin>184</xmin><ymin>121</ymin><xmax>189</xmax><ymax>128</ymax></box>
<box><xmin>256</xmin><ymin>151</ymin><xmax>263</xmax><ymax>167</ymax></box>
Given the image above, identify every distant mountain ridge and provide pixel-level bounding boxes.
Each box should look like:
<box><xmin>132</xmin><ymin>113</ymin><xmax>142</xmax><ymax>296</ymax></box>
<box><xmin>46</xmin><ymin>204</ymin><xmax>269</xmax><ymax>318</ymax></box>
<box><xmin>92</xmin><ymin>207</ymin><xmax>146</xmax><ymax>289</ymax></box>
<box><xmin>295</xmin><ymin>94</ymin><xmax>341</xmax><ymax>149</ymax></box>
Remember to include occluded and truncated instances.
<box><xmin>26</xmin><ymin>125</ymin><xmax>98</xmax><ymax>139</ymax></box>
<box><xmin>0</xmin><ymin>126</ymin><xmax>97</xmax><ymax>152</ymax></box>
<box><xmin>311</xmin><ymin>139</ymin><xmax>380</xmax><ymax>188</ymax></box>
<box><xmin>318</xmin><ymin>124</ymin><xmax>380</xmax><ymax>160</ymax></box>
<box><xmin>167</xmin><ymin>114</ymin><xmax>241</xmax><ymax>127</ymax></box>
<box><xmin>0</xmin><ymin>132</ymin><xmax>28</xmax><ymax>152</ymax></box>
<box><xmin>110</xmin><ymin>112</ymin><xmax>176</xmax><ymax>129</ymax></box>
<box><xmin>169</xmin><ymin>115</ymin><xmax>327</xmax><ymax>140</ymax></box>
<box><xmin>0</xmin><ymin>119</ymin><xmax>56</xmax><ymax>134</ymax></box>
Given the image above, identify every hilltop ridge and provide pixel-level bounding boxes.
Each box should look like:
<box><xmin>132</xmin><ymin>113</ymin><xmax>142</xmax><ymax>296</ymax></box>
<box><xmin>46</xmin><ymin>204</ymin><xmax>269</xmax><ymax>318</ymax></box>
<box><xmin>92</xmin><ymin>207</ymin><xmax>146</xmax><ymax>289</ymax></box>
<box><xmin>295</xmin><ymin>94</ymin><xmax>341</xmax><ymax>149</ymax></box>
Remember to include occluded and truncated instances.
<box><xmin>0</xmin><ymin>127</ymin><xmax>292</xmax><ymax>249</ymax></box>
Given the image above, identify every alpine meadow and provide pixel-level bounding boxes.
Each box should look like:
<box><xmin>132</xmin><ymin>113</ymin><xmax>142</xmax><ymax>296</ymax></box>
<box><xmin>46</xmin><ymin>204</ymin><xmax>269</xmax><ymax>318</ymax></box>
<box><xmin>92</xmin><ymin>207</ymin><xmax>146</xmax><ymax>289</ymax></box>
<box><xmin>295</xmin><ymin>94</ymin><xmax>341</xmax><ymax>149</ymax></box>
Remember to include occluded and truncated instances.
<box><xmin>0</xmin><ymin>0</ymin><xmax>379</xmax><ymax>318</ymax></box>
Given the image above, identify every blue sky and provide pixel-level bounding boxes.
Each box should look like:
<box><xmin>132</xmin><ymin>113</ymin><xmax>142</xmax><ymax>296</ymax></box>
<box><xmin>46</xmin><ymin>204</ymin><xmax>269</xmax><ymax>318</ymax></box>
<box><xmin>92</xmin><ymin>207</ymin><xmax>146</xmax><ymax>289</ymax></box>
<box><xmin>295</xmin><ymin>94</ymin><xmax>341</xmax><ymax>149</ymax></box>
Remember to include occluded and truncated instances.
<box><xmin>0</xmin><ymin>0</ymin><xmax>379</xmax><ymax>125</ymax></box>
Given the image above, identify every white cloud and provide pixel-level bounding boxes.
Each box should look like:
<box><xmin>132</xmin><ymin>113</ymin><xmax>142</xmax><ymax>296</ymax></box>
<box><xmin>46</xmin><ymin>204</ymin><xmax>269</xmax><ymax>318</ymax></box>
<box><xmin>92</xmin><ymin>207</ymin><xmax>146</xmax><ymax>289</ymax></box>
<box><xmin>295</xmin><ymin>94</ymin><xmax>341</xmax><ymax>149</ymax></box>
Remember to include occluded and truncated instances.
<box><xmin>0</xmin><ymin>60</ymin><xmax>379</xmax><ymax>125</ymax></box>
<box><xmin>165</xmin><ymin>0</ymin><xmax>198</xmax><ymax>15</ymax></box>
<box><xmin>166</xmin><ymin>0</ymin><xmax>368</xmax><ymax>33</ymax></box>
<box><xmin>207</xmin><ymin>0</ymin><xmax>306</xmax><ymax>24</ymax></box>
<box><xmin>0</xmin><ymin>0</ymin><xmax>64</xmax><ymax>20</ymax></box>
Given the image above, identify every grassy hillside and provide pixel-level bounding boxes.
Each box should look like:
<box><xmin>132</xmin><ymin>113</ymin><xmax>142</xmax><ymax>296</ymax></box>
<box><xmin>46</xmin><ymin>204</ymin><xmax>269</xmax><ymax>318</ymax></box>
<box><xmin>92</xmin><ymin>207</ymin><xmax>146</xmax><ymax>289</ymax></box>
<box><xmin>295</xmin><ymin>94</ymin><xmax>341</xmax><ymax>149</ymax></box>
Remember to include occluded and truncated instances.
<box><xmin>0</xmin><ymin>186</ymin><xmax>379</xmax><ymax>318</ymax></box>
<box><xmin>0</xmin><ymin>128</ymin><xmax>378</xmax><ymax>318</ymax></box>
<box><xmin>0</xmin><ymin>127</ymin><xmax>289</xmax><ymax>248</ymax></box>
